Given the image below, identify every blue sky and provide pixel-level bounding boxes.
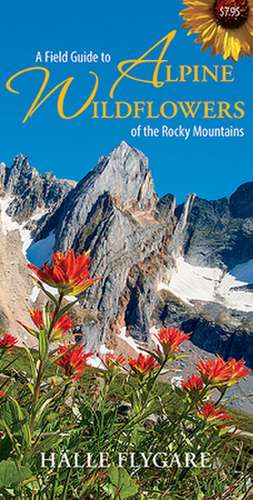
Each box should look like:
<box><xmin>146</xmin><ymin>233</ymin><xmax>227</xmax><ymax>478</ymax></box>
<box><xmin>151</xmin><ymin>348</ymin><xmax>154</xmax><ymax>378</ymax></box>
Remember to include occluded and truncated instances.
<box><xmin>0</xmin><ymin>0</ymin><xmax>252</xmax><ymax>202</ymax></box>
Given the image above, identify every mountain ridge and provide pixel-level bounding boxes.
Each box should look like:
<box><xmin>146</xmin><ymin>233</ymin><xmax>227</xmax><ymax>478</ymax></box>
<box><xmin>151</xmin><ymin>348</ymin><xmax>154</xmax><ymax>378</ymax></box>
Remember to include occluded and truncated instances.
<box><xmin>1</xmin><ymin>143</ymin><xmax>253</xmax><ymax>369</ymax></box>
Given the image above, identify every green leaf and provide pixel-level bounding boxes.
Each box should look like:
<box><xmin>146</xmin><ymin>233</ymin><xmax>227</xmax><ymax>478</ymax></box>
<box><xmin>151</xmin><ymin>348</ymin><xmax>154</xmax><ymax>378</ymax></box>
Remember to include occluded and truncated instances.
<box><xmin>0</xmin><ymin>460</ymin><xmax>33</xmax><ymax>489</ymax></box>
<box><xmin>27</xmin><ymin>383</ymin><xmax>35</xmax><ymax>396</ymax></box>
<box><xmin>0</xmin><ymin>402</ymin><xmax>19</xmax><ymax>429</ymax></box>
<box><xmin>23</xmin><ymin>345</ymin><xmax>37</xmax><ymax>384</ymax></box>
<box><xmin>10</xmin><ymin>399</ymin><xmax>24</xmax><ymax>420</ymax></box>
<box><xmin>197</xmin><ymin>493</ymin><xmax>204</xmax><ymax>500</ymax></box>
<box><xmin>9</xmin><ymin>399</ymin><xmax>31</xmax><ymax>447</ymax></box>
<box><xmin>33</xmin><ymin>433</ymin><xmax>62</xmax><ymax>453</ymax></box>
<box><xmin>140</xmin><ymin>347</ymin><xmax>163</xmax><ymax>364</ymax></box>
<box><xmin>54</xmin><ymin>299</ymin><xmax>78</xmax><ymax>321</ymax></box>
<box><xmin>49</xmin><ymin>344</ymin><xmax>75</xmax><ymax>365</ymax></box>
<box><xmin>34</xmin><ymin>396</ymin><xmax>54</xmax><ymax>427</ymax></box>
<box><xmin>43</xmin><ymin>305</ymin><xmax>52</xmax><ymax>332</ymax></box>
<box><xmin>37</xmin><ymin>280</ymin><xmax>58</xmax><ymax>306</ymax></box>
<box><xmin>1</xmin><ymin>357</ymin><xmax>20</xmax><ymax>373</ymax></box>
<box><xmin>22</xmin><ymin>423</ymin><xmax>32</xmax><ymax>448</ymax></box>
<box><xmin>108</xmin><ymin>465</ymin><xmax>139</xmax><ymax>499</ymax></box>
<box><xmin>39</xmin><ymin>332</ymin><xmax>48</xmax><ymax>360</ymax></box>
<box><xmin>174</xmin><ymin>353</ymin><xmax>190</xmax><ymax>360</ymax></box>
<box><xmin>0</xmin><ymin>436</ymin><xmax>12</xmax><ymax>461</ymax></box>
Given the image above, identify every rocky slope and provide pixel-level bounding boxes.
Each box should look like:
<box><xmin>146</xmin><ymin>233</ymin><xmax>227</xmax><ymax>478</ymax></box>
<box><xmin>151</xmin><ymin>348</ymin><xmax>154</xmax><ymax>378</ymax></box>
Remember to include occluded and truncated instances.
<box><xmin>1</xmin><ymin>142</ymin><xmax>253</xmax><ymax>412</ymax></box>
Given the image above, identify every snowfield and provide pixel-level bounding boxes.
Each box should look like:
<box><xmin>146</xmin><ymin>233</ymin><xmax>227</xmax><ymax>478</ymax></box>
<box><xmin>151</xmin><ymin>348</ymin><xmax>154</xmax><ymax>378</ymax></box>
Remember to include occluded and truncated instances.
<box><xmin>218</xmin><ymin>259</ymin><xmax>253</xmax><ymax>310</ymax></box>
<box><xmin>159</xmin><ymin>256</ymin><xmax>253</xmax><ymax>312</ymax></box>
<box><xmin>0</xmin><ymin>196</ymin><xmax>48</xmax><ymax>259</ymax></box>
<box><xmin>0</xmin><ymin>196</ymin><xmax>20</xmax><ymax>235</ymax></box>
<box><xmin>1</xmin><ymin>195</ymin><xmax>253</xmax><ymax>315</ymax></box>
<box><xmin>119</xmin><ymin>327</ymin><xmax>143</xmax><ymax>355</ymax></box>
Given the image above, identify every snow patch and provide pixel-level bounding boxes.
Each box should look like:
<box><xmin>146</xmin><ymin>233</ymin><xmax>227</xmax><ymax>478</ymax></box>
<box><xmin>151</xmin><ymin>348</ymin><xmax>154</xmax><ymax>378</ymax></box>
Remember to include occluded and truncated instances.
<box><xmin>0</xmin><ymin>195</ymin><xmax>47</xmax><ymax>258</ymax></box>
<box><xmin>86</xmin><ymin>356</ymin><xmax>104</xmax><ymax>369</ymax></box>
<box><xmin>157</xmin><ymin>282</ymin><xmax>170</xmax><ymax>292</ymax></box>
<box><xmin>30</xmin><ymin>282</ymin><xmax>79</xmax><ymax>305</ymax></box>
<box><xmin>161</xmin><ymin>256</ymin><xmax>253</xmax><ymax>312</ymax></box>
<box><xmin>166</xmin><ymin>256</ymin><xmax>222</xmax><ymax>304</ymax></box>
<box><xmin>86</xmin><ymin>344</ymin><xmax>113</xmax><ymax>370</ymax></box>
<box><xmin>0</xmin><ymin>196</ymin><xmax>58</xmax><ymax>303</ymax></box>
<box><xmin>218</xmin><ymin>259</ymin><xmax>253</xmax><ymax>311</ymax></box>
<box><xmin>29</xmin><ymin>286</ymin><xmax>40</xmax><ymax>303</ymax></box>
<box><xmin>43</xmin><ymin>283</ymin><xmax>78</xmax><ymax>303</ymax></box>
<box><xmin>118</xmin><ymin>327</ymin><xmax>143</xmax><ymax>355</ymax></box>
<box><xmin>100</xmin><ymin>344</ymin><xmax>113</xmax><ymax>355</ymax></box>
<box><xmin>171</xmin><ymin>376</ymin><xmax>183</xmax><ymax>388</ymax></box>
<box><xmin>150</xmin><ymin>326</ymin><xmax>159</xmax><ymax>344</ymax></box>
<box><xmin>0</xmin><ymin>196</ymin><xmax>20</xmax><ymax>235</ymax></box>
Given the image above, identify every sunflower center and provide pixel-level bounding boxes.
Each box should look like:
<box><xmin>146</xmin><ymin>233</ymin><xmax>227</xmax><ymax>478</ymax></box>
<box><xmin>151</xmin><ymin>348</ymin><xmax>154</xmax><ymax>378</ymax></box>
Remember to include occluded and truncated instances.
<box><xmin>214</xmin><ymin>0</ymin><xmax>249</xmax><ymax>29</ymax></box>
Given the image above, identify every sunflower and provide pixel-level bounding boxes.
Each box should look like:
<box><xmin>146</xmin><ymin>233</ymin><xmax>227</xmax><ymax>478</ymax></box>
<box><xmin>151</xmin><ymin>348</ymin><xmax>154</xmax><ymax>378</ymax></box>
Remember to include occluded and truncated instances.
<box><xmin>181</xmin><ymin>0</ymin><xmax>253</xmax><ymax>61</ymax></box>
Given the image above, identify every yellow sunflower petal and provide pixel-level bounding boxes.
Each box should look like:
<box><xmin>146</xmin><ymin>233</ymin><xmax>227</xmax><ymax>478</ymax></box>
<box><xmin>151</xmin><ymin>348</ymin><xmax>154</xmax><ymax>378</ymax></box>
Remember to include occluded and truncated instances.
<box><xmin>181</xmin><ymin>0</ymin><xmax>253</xmax><ymax>61</ymax></box>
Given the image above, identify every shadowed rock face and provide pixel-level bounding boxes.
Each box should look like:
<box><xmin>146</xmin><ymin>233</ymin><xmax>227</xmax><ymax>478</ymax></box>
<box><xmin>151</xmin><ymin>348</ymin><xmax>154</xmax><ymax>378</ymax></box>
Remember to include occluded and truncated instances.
<box><xmin>182</xmin><ymin>317</ymin><xmax>253</xmax><ymax>366</ymax></box>
<box><xmin>72</xmin><ymin>188</ymin><xmax>173</xmax><ymax>344</ymax></box>
<box><xmin>37</xmin><ymin>141</ymin><xmax>157</xmax><ymax>250</ymax></box>
<box><xmin>230</xmin><ymin>182</ymin><xmax>253</xmax><ymax>219</ymax></box>
<box><xmin>173</xmin><ymin>192</ymin><xmax>253</xmax><ymax>269</ymax></box>
<box><xmin>1</xmin><ymin>154</ymin><xmax>74</xmax><ymax>223</ymax></box>
<box><xmin>2</xmin><ymin>142</ymin><xmax>253</xmax><ymax>371</ymax></box>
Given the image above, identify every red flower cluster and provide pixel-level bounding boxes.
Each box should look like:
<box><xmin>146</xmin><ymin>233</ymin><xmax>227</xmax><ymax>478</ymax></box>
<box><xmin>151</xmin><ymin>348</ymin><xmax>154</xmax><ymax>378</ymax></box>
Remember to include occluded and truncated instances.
<box><xmin>197</xmin><ymin>402</ymin><xmax>232</xmax><ymax>427</ymax></box>
<box><xmin>155</xmin><ymin>326</ymin><xmax>190</xmax><ymax>358</ymax></box>
<box><xmin>55</xmin><ymin>345</ymin><xmax>93</xmax><ymax>381</ymax></box>
<box><xmin>0</xmin><ymin>333</ymin><xmax>17</xmax><ymax>350</ymax></box>
<box><xmin>181</xmin><ymin>373</ymin><xmax>204</xmax><ymax>392</ymax></box>
<box><xmin>129</xmin><ymin>353</ymin><xmax>160</xmax><ymax>376</ymax></box>
<box><xmin>0</xmin><ymin>391</ymin><xmax>5</xmax><ymax>398</ymax></box>
<box><xmin>28</xmin><ymin>249</ymin><xmax>99</xmax><ymax>296</ymax></box>
<box><xmin>104</xmin><ymin>353</ymin><xmax>125</xmax><ymax>369</ymax></box>
<box><xmin>228</xmin><ymin>358</ymin><xmax>250</xmax><ymax>382</ymax></box>
<box><xmin>198</xmin><ymin>357</ymin><xmax>249</xmax><ymax>385</ymax></box>
<box><xmin>18</xmin><ymin>309</ymin><xmax>73</xmax><ymax>341</ymax></box>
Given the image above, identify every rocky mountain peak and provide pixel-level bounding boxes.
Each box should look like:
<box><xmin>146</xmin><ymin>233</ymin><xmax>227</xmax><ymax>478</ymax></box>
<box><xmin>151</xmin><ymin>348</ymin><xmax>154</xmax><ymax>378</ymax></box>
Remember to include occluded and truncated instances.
<box><xmin>1</xmin><ymin>146</ymin><xmax>253</xmax><ymax>412</ymax></box>
<box><xmin>12</xmin><ymin>154</ymin><xmax>30</xmax><ymax>170</ymax></box>
<box><xmin>78</xmin><ymin>141</ymin><xmax>157</xmax><ymax>212</ymax></box>
<box><xmin>0</xmin><ymin>155</ymin><xmax>74</xmax><ymax>224</ymax></box>
<box><xmin>108</xmin><ymin>141</ymin><xmax>156</xmax><ymax>210</ymax></box>
<box><xmin>38</xmin><ymin>142</ymin><xmax>158</xmax><ymax>251</ymax></box>
<box><xmin>229</xmin><ymin>182</ymin><xmax>253</xmax><ymax>219</ymax></box>
<box><xmin>5</xmin><ymin>155</ymin><xmax>38</xmax><ymax>195</ymax></box>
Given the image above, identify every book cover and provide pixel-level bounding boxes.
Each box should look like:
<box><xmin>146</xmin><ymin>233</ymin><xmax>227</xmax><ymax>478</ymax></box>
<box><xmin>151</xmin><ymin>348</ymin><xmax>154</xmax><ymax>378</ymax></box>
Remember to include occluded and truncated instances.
<box><xmin>0</xmin><ymin>1</ymin><xmax>252</xmax><ymax>498</ymax></box>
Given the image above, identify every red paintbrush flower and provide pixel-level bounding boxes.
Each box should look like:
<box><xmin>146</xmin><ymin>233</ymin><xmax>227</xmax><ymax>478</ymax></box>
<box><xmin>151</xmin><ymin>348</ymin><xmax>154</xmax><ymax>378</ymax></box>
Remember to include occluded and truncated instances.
<box><xmin>0</xmin><ymin>391</ymin><xmax>5</xmax><ymax>398</ymax></box>
<box><xmin>0</xmin><ymin>333</ymin><xmax>17</xmax><ymax>350</ymax></box>
<box><xmin>197</xmin><ymin>402</ymin><xmax>233</xmax><ymax>427</ymax></box>
<box><xmin>18</xmin><ymin>308</ymin><xmax>73</xmax><ymax>341</ymax></box>
<box><xmin>181</xmin><ymin>373</ymin><xmax>204</xmax><ymax>392</ymax></box>
<box><xmin>104</xmin><ymin>353</ymin><xmax>125</xmax><ymax>369</ymax></box>
<box><xmin>28</xmin><ymin>249</ymin><xmax>99</xmax><ymax>296</ymax></box>
<box><xmin>155</xmin><ymin>326</ymin><xmax>190</xmax><ymax>357</ymax></box>
<box><xmin>50</xmin><ymin>313</ymin><xmax>73</xmax><ymax>341</ymax></box>
<box><xmin>128</xmin><ymin>353</ymin><xmax>160</xmax><ymax>376</ymax></box>
<box><xmin>226</xmin><ymin>358</ymin><xmax>250</xmax><ymax>383</ymax></box>
<box><xmin>198</xmin><ymin>357</ymin><xmax>249</xmax><ymax>385</ymax></box>
<box><xmin>198</xmin><ymin>357</ymin><xmax>230</xmax><ymax>384</ymax></box>
<box><xmin>55</xmin><ymin>344</ymin><xmax>93</xmax><ymax>381</ymax></box>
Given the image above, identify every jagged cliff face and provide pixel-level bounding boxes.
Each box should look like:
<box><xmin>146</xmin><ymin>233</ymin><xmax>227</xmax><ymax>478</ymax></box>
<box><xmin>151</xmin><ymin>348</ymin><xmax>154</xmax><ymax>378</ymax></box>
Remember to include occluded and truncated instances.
<box><xmin>1</xmin><ymin>154</ymin><xmax>74</xmax><ymax>223</ymax></box>
<box><xmin>32</xmin><ymin>142</ymin><xmax>173</xmax><ymax>348</ymax></box>
<box><xmin>1</xmin><ymin>143</ymin><xmax>253</xmax><ymax>381</ymax></box>
<box><xmin>0</xmin><ymin>155</ymin><xmax>75</xmax><ymax>344</ymax></box>
<box><xmin>37</xmin><ymin>142</ymin><xmax>157</xmax><ymax>249</ymax></box>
